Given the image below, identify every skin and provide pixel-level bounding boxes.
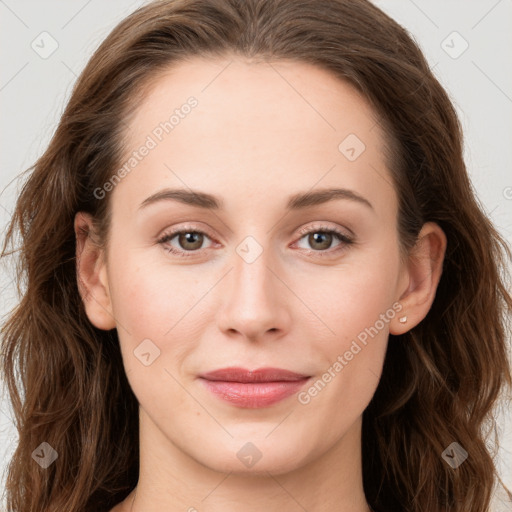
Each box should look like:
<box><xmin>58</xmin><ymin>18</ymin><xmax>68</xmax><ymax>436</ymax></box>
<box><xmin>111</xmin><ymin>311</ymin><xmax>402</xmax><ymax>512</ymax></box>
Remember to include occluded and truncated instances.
<box><xmin>75</xmin><ymin>56</ymin><xmax>446</xmax><ymax>512</ymax></box>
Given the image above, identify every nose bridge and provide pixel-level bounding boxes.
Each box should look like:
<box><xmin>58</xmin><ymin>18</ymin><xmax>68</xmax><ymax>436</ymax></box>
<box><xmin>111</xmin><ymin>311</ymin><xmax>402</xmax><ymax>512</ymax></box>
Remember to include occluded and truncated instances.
<box><xmin>233</xmin><ymin>239</ymin><xmax>272</xmax><ymax>302</ymax></box>
<box><xmin>217</xmin><ymin>234</ymin><xmax>289</xmax><ymax>339</ymax></box>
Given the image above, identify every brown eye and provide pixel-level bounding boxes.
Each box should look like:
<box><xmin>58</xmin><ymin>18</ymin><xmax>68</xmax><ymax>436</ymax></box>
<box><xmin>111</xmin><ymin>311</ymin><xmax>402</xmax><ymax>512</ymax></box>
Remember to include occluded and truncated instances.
<box><xmin>294</xmin><ymin>225</ymin><xmax>354</xmax><ymax>257</ymax></box>
<box><xmin>307</xmin><ymin>232</ymin><xmax>334</xmax><ymax>251</ymax></box>
<box><xmin>176</xmin><ymin>232</ymin><xmax>204</xmax><ymax>251</ymax></box>
<box><xmin>157</xmin><ymin>228</ymin><xmax>214</xmax><ymax>257</ymax></box>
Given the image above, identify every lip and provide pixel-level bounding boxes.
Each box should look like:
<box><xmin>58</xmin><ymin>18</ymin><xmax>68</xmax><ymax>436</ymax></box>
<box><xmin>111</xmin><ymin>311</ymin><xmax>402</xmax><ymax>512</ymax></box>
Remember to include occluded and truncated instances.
<box><xmin>199</xmin><ymin>367</ymin><xmax>310</xmax><ymax>382</ymax></box>
<box><xmin>198</xmin><ymin>367</ymin><xmax>311</xmax><ymax>408</ymax></box>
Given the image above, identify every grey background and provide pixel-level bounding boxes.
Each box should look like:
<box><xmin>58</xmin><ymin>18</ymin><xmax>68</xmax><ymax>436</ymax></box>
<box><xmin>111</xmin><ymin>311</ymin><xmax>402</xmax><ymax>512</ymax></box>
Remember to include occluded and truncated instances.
<box><xmin>1</xmin><ymin>0</ymin><xmax>511</xmax><ymax>508</ymax></box>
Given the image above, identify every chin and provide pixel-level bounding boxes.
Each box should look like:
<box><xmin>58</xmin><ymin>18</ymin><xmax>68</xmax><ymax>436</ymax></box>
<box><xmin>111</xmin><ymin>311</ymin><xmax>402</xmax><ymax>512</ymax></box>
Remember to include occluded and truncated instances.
<box><xmin>190</xmin><ymin>436</ymin><xmax>311</xmax><ymax>476</ymax></box>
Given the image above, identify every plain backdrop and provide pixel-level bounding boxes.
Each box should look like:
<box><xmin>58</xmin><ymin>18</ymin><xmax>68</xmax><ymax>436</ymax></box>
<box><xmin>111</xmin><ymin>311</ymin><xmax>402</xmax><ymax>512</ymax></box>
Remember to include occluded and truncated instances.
<box><xmin>1</xmin><ymin>0</ymin><xmax>511</xmax><ymax>509</ymax></box>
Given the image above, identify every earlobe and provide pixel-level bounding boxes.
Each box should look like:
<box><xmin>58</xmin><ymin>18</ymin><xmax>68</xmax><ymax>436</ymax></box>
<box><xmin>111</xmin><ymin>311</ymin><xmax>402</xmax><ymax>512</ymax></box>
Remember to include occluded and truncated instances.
<box><xmin>74</xmin><ymin>212</ymin><xmax>116</xmax><ymax>330</ymax></box>
<box><xmin>390</xmin><ymin>222</ymin><xmax>447</xmax><ymax>335</ymax></box>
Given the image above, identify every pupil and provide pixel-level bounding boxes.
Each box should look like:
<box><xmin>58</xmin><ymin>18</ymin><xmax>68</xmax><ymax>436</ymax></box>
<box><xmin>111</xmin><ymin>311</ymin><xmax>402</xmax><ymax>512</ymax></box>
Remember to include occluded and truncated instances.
<box><xmin>310</xmin><ymin>232</ymin><xmax>331</xmax><ymax>250</ymax></box>
<box><xmin>180</xmin><ymin>232</ymin><xmax>202</xmax><ymax>250</ymax></box>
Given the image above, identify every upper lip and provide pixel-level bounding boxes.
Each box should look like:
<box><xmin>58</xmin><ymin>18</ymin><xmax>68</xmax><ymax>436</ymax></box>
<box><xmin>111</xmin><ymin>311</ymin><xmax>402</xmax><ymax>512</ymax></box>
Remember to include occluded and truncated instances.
<box><xmin>198</xmin><ymin>367</ymin><xmax>310</xmax><ymax>383</ymax></box>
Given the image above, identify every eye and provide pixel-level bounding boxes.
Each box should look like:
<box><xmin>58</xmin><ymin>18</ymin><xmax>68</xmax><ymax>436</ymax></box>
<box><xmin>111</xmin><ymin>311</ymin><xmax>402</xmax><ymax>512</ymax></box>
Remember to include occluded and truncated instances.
<box><xmin>294</xmin><ymin>224</ymin><xmax>354</xmax><ymax>256</ymax></box>
<box><xmin>157</xmin><ymin>226</ymin><xmax>215</xmax><ymax>257</ymax></box>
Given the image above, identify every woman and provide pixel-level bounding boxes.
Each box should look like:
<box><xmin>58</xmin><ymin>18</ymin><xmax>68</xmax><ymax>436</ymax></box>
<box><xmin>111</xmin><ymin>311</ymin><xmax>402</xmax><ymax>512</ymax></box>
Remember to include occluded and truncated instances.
<box><xmin>1</xmin><ymin>0</ymin><xmax>511</xmax><ymax>511</ymax></box>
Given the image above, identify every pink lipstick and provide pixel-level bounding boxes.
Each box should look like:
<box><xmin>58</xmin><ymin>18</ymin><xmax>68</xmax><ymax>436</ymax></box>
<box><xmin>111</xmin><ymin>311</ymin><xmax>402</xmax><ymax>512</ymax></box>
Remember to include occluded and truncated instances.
<box><xmin>198</xmin><ymin>367</ymin><xmax>311</xmax><ymax>408</ymax></box>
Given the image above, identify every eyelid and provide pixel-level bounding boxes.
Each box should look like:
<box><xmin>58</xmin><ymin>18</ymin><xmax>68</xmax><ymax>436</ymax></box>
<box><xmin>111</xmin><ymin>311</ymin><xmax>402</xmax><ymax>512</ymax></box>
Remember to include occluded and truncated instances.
<box><xmin>156</xmin><ymin>222</ymin><xmax>217</xmax><ymax>242</ymax></box>
<box><xmin>295</xmin><ymin>221</ymin><xmax>353</xmax><ymax>240</ymax></box>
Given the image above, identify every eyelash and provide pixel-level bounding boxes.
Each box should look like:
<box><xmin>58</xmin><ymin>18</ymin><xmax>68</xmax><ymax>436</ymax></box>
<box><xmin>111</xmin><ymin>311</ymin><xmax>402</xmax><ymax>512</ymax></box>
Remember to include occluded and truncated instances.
<box><xmin>157</xmin><ymin>223</ymin><xmax>354</xmax><ymax>259</ymax></box>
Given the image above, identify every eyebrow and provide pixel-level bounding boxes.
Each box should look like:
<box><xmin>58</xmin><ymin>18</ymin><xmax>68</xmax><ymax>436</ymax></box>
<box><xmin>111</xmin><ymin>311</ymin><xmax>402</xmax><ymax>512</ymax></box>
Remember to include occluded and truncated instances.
<box><xmin>139</xmin><ymin>187</ymin><xmax>374</xmax><ymax>211</ymax></box>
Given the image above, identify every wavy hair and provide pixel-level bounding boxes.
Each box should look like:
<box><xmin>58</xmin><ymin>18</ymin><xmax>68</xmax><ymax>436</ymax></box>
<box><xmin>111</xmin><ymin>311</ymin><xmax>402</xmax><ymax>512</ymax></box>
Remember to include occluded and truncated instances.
<box><xmin>1</xmin><ymin>0</ymin><xmax>511</xmax><ymax>511</ymax></box>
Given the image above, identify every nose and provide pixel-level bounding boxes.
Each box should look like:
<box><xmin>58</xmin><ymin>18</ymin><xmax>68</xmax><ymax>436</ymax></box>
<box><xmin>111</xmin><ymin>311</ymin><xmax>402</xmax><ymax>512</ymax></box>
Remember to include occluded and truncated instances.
<box><xmin>216</xmin><ymin>242</ymin><xmax>292</xmax><ymax>342</ymax></box>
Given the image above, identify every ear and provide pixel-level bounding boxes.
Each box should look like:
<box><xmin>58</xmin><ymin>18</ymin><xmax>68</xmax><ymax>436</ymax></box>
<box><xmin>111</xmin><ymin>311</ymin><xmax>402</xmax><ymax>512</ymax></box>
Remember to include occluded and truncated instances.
<box><xmin>74</xmin><ymin>212</ymin><xmax>116</xmax><ymax>330</ymax></box>
<box><xmin>390</xmin><ymin>222</ymin><xmax>447</xmax><ymax>335</ymax></box>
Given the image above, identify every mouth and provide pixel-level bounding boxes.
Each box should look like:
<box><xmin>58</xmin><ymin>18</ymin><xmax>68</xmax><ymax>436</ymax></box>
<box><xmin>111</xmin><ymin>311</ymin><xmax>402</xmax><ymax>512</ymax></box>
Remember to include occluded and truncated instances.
<box><xmin>198</xmin><ymin>367</ymin><xmax>311</xmax><ymax>408</ymax></box>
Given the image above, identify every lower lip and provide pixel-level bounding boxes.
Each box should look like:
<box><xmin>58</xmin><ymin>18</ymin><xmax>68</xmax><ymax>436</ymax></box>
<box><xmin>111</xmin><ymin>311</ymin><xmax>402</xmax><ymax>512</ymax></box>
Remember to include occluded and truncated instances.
<box><xmin>199</xmin><ymin>378</ymin><xmax>310</xmax><ymax>408</ymax></box>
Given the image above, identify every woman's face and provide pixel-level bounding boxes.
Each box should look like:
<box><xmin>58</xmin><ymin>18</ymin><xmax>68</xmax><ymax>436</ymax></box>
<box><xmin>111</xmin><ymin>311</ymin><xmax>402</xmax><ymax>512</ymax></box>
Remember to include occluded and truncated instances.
<box><xmin>80</xmin><ymin>56</ymin><xmax>431</xmax><ymax>475</ymax></box>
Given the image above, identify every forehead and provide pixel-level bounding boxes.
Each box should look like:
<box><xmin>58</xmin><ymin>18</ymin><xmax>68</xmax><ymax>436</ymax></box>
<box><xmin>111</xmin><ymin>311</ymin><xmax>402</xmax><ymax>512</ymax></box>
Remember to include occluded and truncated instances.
<box><xmin>113</xmin><ymin>56</ymin><xmax>395</xmax><ymax>219</ymax></box>
<box><xmin>125</xmin><ymin>55</ymin><xmax>384</xmax><ymax>147</ymax></box>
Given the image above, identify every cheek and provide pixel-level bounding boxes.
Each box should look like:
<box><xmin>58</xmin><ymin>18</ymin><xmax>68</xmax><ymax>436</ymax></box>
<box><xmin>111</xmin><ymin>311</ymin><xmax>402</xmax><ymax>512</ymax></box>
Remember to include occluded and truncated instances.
<box><xmin>295</xmin><ymin>244</ymin><xmax>399</xmax><ymax>403</ymax></box>
<box><xmin>108</xmin><ymin>251</ymin><xmax>198</xmax><ymax>333</ymax></box>
<box><xmin>301</xmin><ymin>248</ymin><xmax>399</xmax><ymax>342</ymax></box>
<box><xmin>108</xmin><ymin>261</ymin><xmax>202</xmax><ymax>412</ymax></box>
<box><xmin>298</xmin><ymin>285</ymin><xmax>391</xmax><ymax>423</ymax></box>
<box><xmin>106</xmin><ymin>253</ymin><xmax>206</xmax><ymax>377</ymax></box>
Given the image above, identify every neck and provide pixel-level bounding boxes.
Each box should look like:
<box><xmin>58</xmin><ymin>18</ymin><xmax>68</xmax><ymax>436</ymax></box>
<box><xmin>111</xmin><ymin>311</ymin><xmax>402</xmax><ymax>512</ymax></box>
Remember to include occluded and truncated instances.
<box><xmin>122</xmin><ymin>410</ymin><xmax>371</xmax><ymax>512</ymax></box>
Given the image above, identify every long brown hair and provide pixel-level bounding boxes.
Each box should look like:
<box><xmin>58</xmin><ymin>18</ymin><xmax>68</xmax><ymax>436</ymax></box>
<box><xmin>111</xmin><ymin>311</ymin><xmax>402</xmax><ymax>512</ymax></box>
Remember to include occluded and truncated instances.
<box><xmin>2</xmin><ymin>0</ymin><xmax>511</xmax><ymax>511</ymax></box>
